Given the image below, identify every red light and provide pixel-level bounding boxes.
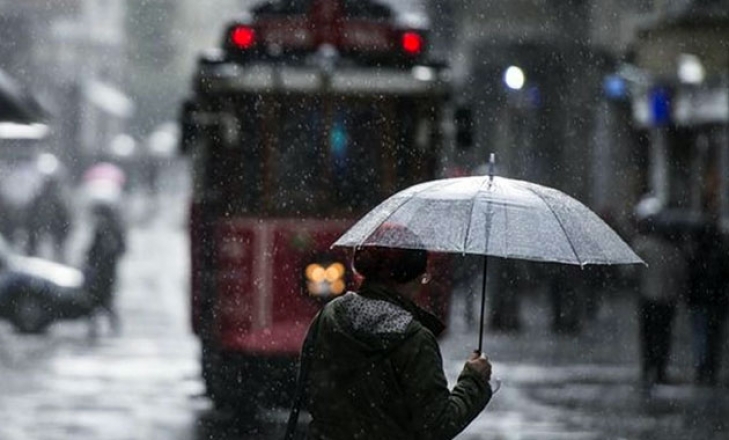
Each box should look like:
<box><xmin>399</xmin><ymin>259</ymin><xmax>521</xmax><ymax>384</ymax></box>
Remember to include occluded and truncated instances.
<box><xmin>401</xmin><ymin>31</ymin><xmax>424</xmax><ymax>55</ymax></box>
<box><xmin>231</xmin><ymin>26</ymin><xmax>256</xmax><ymax>49</ymax></box>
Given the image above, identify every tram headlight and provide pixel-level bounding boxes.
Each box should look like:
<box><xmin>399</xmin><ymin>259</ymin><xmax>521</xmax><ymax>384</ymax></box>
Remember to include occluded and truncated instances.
<box><xmin>306</xmin><ymin>264</ymin><xmax>326</xmax><ymax>283</ymax></box>
<box><xmin>305</xmin><ymin>262</ymin><xmax>347</xmax><ymax>298</ymax></box>
<box><xmin>324</xmin><ymin>262</ymin><xmax>345</xmax><ymax>282</ymax></box>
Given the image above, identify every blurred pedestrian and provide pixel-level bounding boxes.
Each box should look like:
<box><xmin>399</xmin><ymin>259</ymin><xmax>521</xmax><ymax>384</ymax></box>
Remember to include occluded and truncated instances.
<box><xmin>632</xmin><ymin>211</ymin><xmax>687</xmax><ymax>387</ymax></box>
<box><xmin>84</xmin><ymin>203</ymin><xmax>126</xmax><ymax>337</ymax></box>
<box><xmin>685</xmin><ymin>219</ymin><xmax>728</xmax><ymax>386</ymax></box>
<box><xmin>0</xmin><ymin>157</ymin><xmax>43</xmax><ymax>247</ymax></box>
<box><xmin>26</xmin><ymin>177</ymin><xmax>72</xmax><ymax>261</ymax></box>
<box><xmin>287</xmin><ymin>228</ymin><xmax>494</xmax><ymax>440</ymax></box>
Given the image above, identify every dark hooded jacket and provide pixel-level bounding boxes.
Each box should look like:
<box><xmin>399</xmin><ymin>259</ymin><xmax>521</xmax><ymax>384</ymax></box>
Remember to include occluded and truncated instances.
<box><xmin>306</xmin><ymin>280</ymin><xmax>492</xmax><ymax>440</ymax></box>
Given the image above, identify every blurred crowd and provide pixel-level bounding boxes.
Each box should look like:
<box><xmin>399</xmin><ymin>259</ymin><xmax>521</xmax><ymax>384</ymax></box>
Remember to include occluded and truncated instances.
<box><xmin>0</xmin><ymin>148</ymin><xmax>129</xmax><ymax>336</ymax></box>
<box><xmin>0</xmin><ymin>150</ymin><xmax>71</xmax><ymax>262</ymax></box>
<box><xmin>454</xmin><ymin>200</ymin><xmax>727</xmax><ymax>390</ymax></box>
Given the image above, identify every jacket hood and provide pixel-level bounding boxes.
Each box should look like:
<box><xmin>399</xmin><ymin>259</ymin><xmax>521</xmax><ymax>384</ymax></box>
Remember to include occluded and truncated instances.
<box><xmin>327</xmin><ymin>292</ymin><xmax>416</xmax><ymax>353</ymax></box>
<box><xmin>358</xmin><ymin>280</ymin><xmax>445</xmax><ymax>337</ymax></box>
<box><xmin>322</xmin><ymin>281</ymin><xmax>444</xmax><ymax>355</ymax></box>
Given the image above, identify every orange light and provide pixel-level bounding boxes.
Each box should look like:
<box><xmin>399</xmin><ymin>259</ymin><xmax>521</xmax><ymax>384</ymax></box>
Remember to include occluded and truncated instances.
<box><xmin>401</xmin><ymin>31</ymin><xmax>424</xmax><ymax>55</ymax></box>
<box><xmin>331</xmin><ymin>279</ymin><xmax>346</xmax><ymax>295</ymax></box>
<box><xmin>324</xmin><ymin>262</ymin><xmax>345</xmax><ymax>283</ymax></box>
<box><xmin>305</xmin><ymin>264</ymin><xmax>326</xmax><ymax>283</ymax></box>
<box><xmin>231</xmin><ymin>26</ymin><xmax>256</xmax><ymax>49</ymax></box>
<box><xmin>306</xmin><ymin>261</ymin><xmax>347</xmax><ymax>297</ymax></box>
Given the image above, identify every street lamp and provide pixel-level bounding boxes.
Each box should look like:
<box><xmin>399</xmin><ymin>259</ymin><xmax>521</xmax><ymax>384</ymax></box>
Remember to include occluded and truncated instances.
<box><xmin>503</xmin><ymin>65</ymin><xmax>525</xmax><ymax>90</ymax></box>
<box><xmin>677</xmin><ymin>53</ymin><xmax>705</xmax><ymax>85</ymax></box>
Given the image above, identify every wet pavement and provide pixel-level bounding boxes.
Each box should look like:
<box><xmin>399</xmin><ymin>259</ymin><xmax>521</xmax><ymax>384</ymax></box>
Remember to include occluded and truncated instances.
<box><xmin>444</xmin><ymin>285</ymin><xmax>729</xmax><ymax>440</ymax></box>
<box><xmin>0</xmin><ymin>184</ymin><xmax>728</xmax><ymax>439</ymax></box>
<box><xmin>0</xmin><ymin>198</ymin><xmax>204</xmax><ymax>440</ymax></box>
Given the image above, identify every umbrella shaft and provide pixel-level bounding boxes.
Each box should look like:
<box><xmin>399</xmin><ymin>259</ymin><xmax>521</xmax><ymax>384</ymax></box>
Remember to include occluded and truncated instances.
<box><xmin>477</xmin><ymin>255</ymin><xmax>488</xmax><ymax>355</ymax></box>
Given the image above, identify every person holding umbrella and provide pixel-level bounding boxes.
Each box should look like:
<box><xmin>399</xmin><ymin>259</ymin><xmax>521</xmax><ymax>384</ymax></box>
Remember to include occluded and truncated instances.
<box><xmin>288</xmin><ymin>156</ymin><xmax>643</xmax><ymax>438</ymax></box>
<box><xmin>288</xmin><ymin>225</ymin><xmax>494</xmax><ymax>440</ymax></box>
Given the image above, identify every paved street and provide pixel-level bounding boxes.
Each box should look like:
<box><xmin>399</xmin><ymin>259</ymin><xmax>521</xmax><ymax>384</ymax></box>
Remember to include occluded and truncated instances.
<box><xmin>445</xmin><ymin>286</ymin><xmax>729</xmax><ymax>440</ymax></box>
<box><xmin>0</xmin><ymin>193</ymin><xmax>205</xmax><ymax>440</ymax></box>
<box><xmin>0</xmin><ymin>182</ymin><xmax>728</xmax><ymax>439</ymax></box>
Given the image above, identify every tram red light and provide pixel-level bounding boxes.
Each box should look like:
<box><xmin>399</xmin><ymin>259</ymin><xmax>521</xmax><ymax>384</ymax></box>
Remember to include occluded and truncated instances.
<box><xmin>401</xmin><ymin>31</ymin><xmax>424</xmax><ymax>55</ymax></box>
<box><xmin>230</xmin><ymin>25</ymin><xmax>256</xmax><ymax>49</ymax></box>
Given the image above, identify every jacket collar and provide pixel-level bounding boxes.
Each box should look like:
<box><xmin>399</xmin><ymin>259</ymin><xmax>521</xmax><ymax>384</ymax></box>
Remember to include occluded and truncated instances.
<box><xmin>358</xmin><ymin>279</ymin><xmax>445</xmax><ymax>337</ymax></box>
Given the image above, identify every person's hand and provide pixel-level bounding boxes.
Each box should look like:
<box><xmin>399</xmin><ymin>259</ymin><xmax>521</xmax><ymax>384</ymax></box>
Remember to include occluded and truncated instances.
<box><xmin>466</xmin><ymin>351</ymin><xmax>492</xmax><ymax>381</ymax></box>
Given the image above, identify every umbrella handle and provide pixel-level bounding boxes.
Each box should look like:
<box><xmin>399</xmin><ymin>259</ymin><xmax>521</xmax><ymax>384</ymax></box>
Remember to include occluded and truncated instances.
<box><xmin>476</xmin><ymin>255</ymin><xmax>488</xmax><ymax>354</ymax></box>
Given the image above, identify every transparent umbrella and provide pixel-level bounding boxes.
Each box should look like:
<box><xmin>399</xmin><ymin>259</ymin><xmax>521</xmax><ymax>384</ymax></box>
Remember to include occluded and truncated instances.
<box><xmin>333</xmin><ymin>156</ymin><xmax>644</xmax><ymax>353</ymax></box>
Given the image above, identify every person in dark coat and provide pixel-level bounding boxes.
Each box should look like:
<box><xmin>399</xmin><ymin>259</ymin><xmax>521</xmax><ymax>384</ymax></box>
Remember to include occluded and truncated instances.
<box><xmin>685</xmin><ymin>220</ymin><xmax>728</xmax><ymax>385</ymax></box>
<box><xmin>84</xmin><ymin>203</ymin><xmax>126</xmax><ymax>336</ymax></box>
<box><xmin>299</xmin><ymin>227</ymin><xmax>494</xmax><ymax>440</ymax></box>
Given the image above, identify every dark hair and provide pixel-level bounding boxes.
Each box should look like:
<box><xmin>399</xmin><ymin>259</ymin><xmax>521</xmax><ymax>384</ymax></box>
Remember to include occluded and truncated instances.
<box><xmin>352</xmin><ymin>223</ymin><xmax>428</xmax><ymax>283</ymax></box>
<box><xmin>353</xmin><ymin>246</ymin><xmax>428</xmax><ymax>283</ymax></box>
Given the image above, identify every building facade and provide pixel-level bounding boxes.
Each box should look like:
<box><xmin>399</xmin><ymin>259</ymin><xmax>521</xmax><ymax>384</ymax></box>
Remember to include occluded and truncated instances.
<box><xmin>0</xmin><ymin>0</ymin><xmax>129</xmax><ymax>174</ymax></box>
<box><xmin>445</xmin><ymin>0</ymin><xmax>728</xmax><ymax>232</ymax></box>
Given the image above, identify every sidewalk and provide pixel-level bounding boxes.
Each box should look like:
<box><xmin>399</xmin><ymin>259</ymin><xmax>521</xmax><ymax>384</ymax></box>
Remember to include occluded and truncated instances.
<box><xmin>441</xmin><ymin>288</ymin><xmax>729</xmax><ymax>440</ymax></box>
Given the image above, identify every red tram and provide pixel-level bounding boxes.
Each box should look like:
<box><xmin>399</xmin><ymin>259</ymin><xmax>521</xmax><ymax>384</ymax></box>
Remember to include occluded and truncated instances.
<box><xmin>180</xmin><ymin>0</ymin><xmax>463</xmax><ymax>410</ymax></box>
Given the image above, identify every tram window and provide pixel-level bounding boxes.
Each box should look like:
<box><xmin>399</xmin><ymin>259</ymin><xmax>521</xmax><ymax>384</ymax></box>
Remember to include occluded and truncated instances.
<box><xmin>330</xmin><ymin>103</ymin><xmax>383</xmax><ymax>210</ymax></box>
<box><xmin>228</xmin><ymin>96</ymin><xmax>434</xmax><ymax>217</ymax></box>
<box><xmin>236</xmin><ymin>98</ymin><xmax>263</xmax><ymax>212</ymax></box>
<box><xmin>207</xmin><ymin>99</ymin><xmax>263</xmax><ymax>214</ymax></box>
<box><xmin>270</xmin><ymin>100</ymin><xmax>325</xmax><ymax>213</ymax></box>
<box><xmin>203</xmin><ymin>132</ymin><xmax>225</xmax><ymax>202</ymax></box>
<box><xmin>254</xmin><ymin>0</ymin><xmax>309</xmax><ymax>16</ymax></box>
<box><xmin>342</xmin><ymin>0</ymin><xmax>391</xmax><ymax>18</ymax></box>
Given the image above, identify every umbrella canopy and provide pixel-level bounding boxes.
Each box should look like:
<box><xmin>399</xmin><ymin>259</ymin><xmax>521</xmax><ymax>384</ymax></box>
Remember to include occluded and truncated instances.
<box><xmin>0</xmin><ymin>68</ymin><xmax>46</xmax><ymax>123</ymax></box>
<box><xmin>82</xmin><ymin>162</ymin><xmax>126</xmax><ymax>186</ymax></box>
<box><xmin>333</xmin><ymin>175</ymin><xmax>643</xmax><ymax>266</ymax></box>
<box><xmin>334</xmin><ymin>171</ymin><xmax>643</xmax><ymax>354</ymax></box>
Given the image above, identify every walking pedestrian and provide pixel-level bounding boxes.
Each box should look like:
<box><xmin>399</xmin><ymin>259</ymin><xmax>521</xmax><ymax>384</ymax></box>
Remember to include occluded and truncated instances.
<box><xmin>84</xmin><ymin>203</ymin><xmax>126</xmax><ymax>337</ymax></box>
<box><xmin>287</xmin><ymin>228</ymin><xmax>495</xmax><ymax>440</ymax></box>
<box><xmin>685</xmin><ymin>219</ymin><xmax>728</xmax><ymax>386</ymax></box>
<box><xmin>632</xmin><ymin>210</ymin><xmax>687</xmax><ymax>386</ymax></box>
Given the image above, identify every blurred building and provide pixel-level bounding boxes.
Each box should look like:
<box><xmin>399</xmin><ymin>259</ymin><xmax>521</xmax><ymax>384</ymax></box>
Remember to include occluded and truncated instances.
<box><xmin>0</xmin><ymin>0</ymin><xmax>238</xmax><ymax>178</ymax></box>
<box><xmin>0</xmin><ymin>0</ymin><xmax>131</xmax><ymax>176</ymax></box>
<box><xmin>623</xmin><ymin>0</ymin><xmax>729</xmax><ymax>226</ymax></box>
<box><xmin>445</xmin><ymin>0</ymin><xmax>729</xmax><ymax>231</ymax></box>
<box><xmin>5</xmin><ymin>0</ymin><xmax>726</xmax><ymax>227</ymax></box>
<box><xmin>450</xmin><ymin>1</ymin><xmax>644</xmax><ymax>215</ymax></box>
